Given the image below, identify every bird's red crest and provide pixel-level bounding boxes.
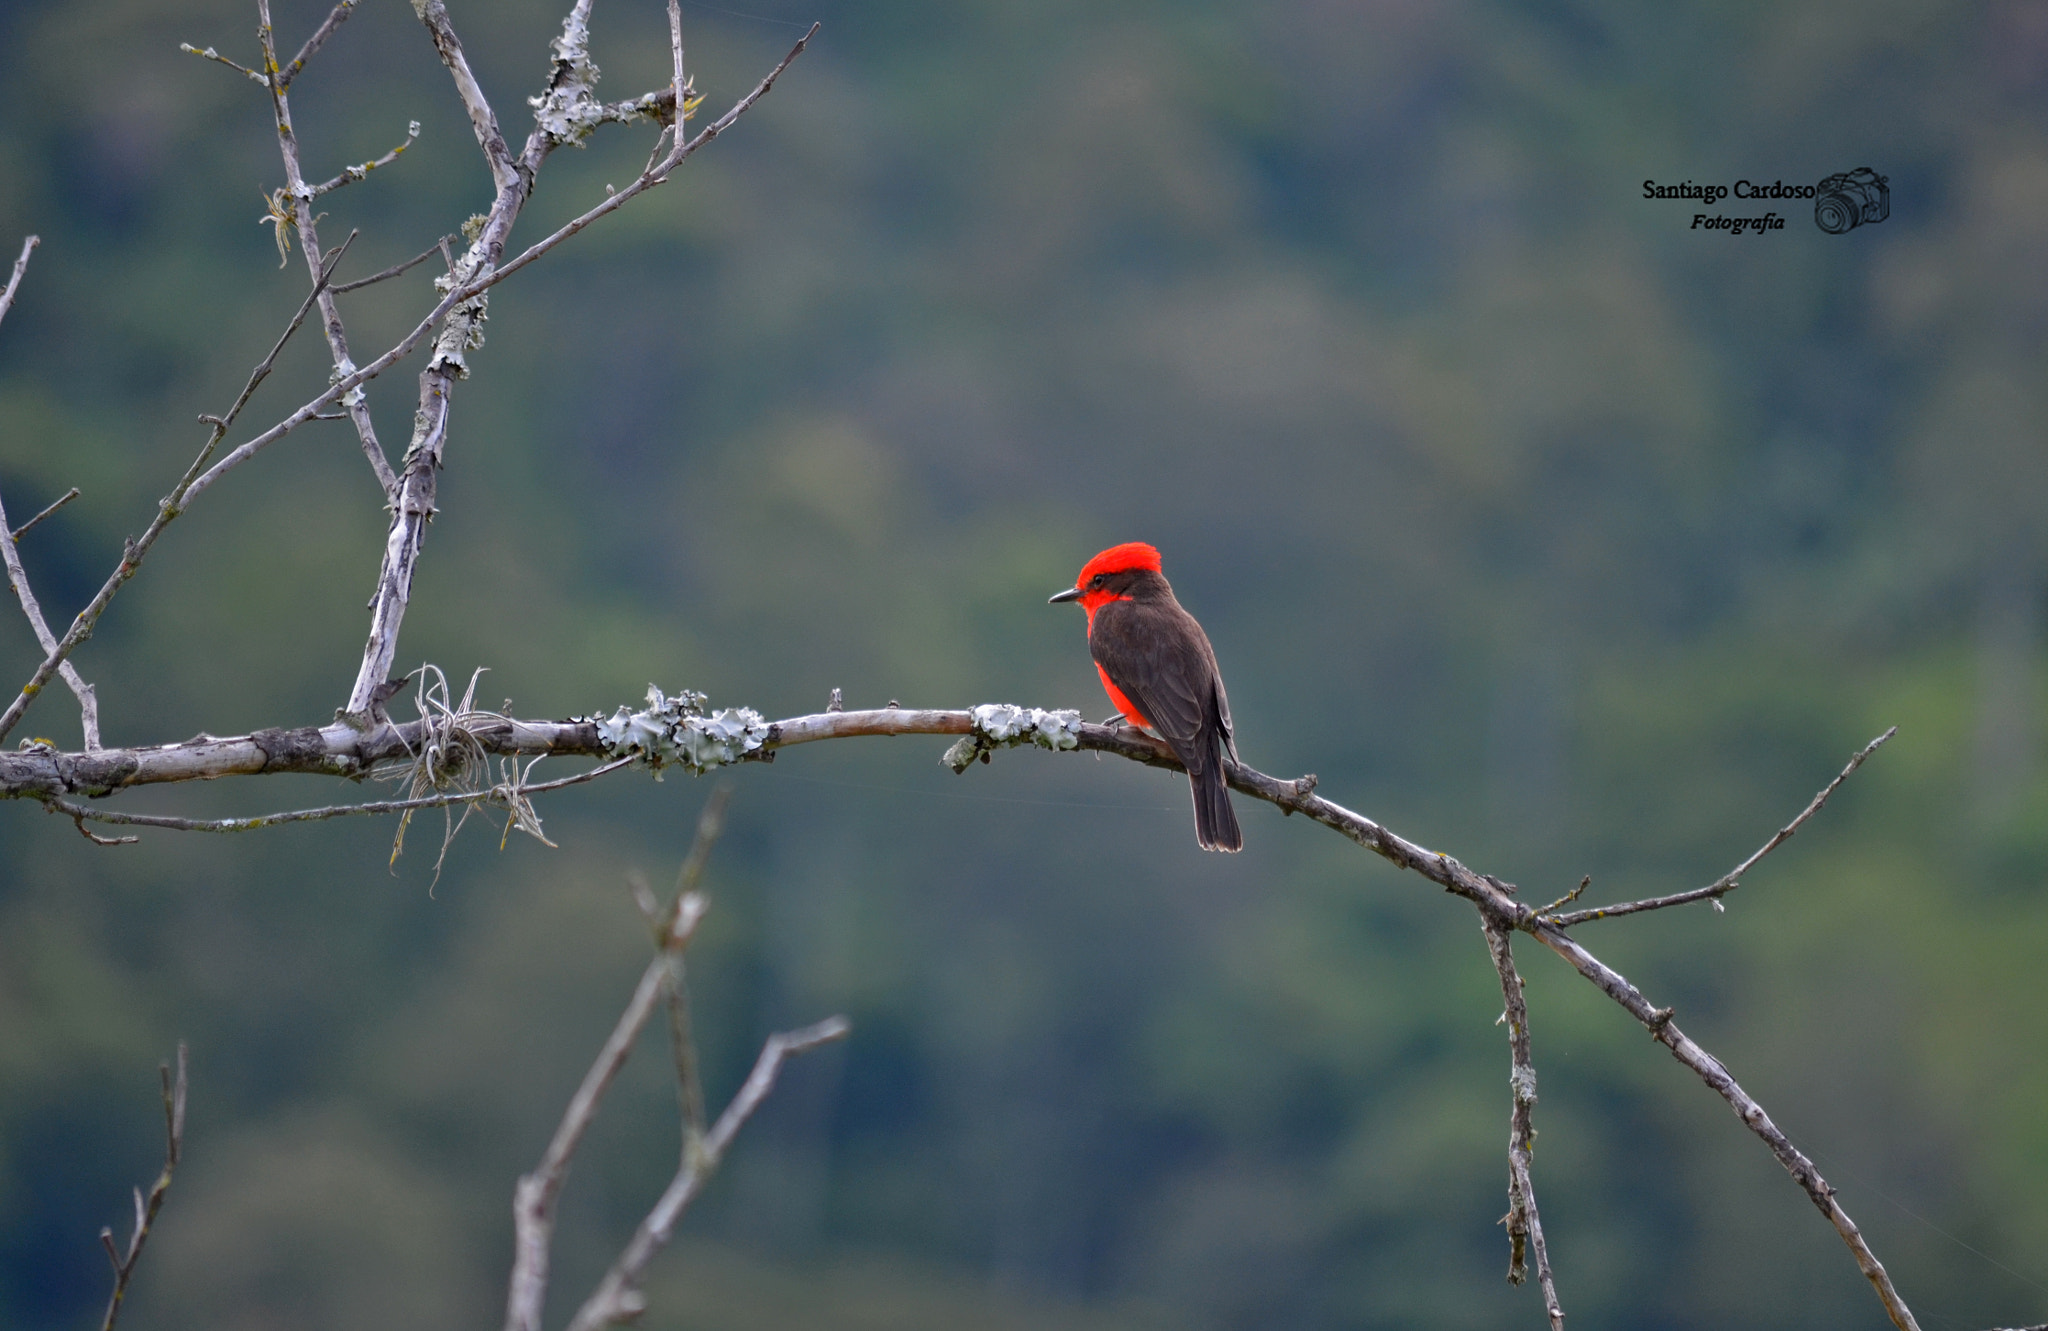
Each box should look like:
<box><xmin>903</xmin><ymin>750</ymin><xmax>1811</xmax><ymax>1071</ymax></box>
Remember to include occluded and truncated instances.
<box><xmin>1076</xmin><ymin>541</ymin><xmax>1163</xmax><ymax>584</ymax></box>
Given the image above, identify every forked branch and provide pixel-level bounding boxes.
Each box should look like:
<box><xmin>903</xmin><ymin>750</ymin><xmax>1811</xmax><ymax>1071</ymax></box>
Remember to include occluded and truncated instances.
<box><xmin>99</xmin><ymin>1044</ymin><xmax>188</xmax><ymax>1331</ymax></box>
<box><xmin>1544</xmin><ymin>726</ymin><xmax>1897</xmax><ymax>927</ymax></box>
<box><xmin>0</xmin><ymin>236</ymin><xmax>351</xmax><ymax>748</ymax></box>
<box><xmin>504</xmin><ymin>791</ymin><xmax>847</xmax><ymax>1331</ymax></box>
<box><xmin>0</xmin><ymin>235</ymin><xmax>100</xmax><ymax>749</ymax></box>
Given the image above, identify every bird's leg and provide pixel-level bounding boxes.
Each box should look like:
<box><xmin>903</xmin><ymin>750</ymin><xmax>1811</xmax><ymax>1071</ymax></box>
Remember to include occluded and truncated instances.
<box><xmin>1100</xmin><ymin>712</ymin><xmax>1126</xmax><ymax>727</ymax></box>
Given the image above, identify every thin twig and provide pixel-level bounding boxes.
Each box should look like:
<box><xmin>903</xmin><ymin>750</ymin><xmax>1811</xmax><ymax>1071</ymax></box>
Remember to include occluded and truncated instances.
<box><xmin>0</xmin><ymin>482</ymin><xmax>102</xmax><ymax>749</ymax></box>
<box><xmin>1481</xmin><ymin>913</ymin><xmax>1563</xmax><ymax>1329</ymax></box>
<box><xmin>99</xmin><ymin>1043</ymin><xmax>187</xmax><ymax>1331</ymax></box>
<box><xmin>486</xmin><ymin>24</ymin><xmax>817</xmax><ymax>295</ymax></box>
<box><xmin>257</xmin><ymin>1</ymin><xmax>399</xmax><ymax>499</ymax></box>
<box><xmin>502</xmin><ymin>795</ymin><xmax>728</xmax><ymax>1331</ymax></box>
<box><xmin>178</xmin><ymin>28</ymin><xmax>812</xmax><ymax>513</ymax></box>
<box><xmin>306</xmin><ymin>121</ymin><xmax>420</xmax><ymax>197</ymax></box>
<box><xmin>1544</xmin><ymin>728</ymin><xmax>1897</xmax><ymax>927</ymax></box>
<box><xmin>330</xmin><ymin>236</ymin><xmax>452</xmax><ymax>294</ymax></box>
<box><xmin>0</xmin><ymin>234</ymin><xmax>38</xmax><ymax>328</ymax></box>
<box><xmin>1536</xmin><ymin>875</ymin><xmax>1588</xmax><ymax>917</ymax></box>
<box><xmin>276</xmin><ymin>0</ymin><xmax>357</xmax><ymax>90</ymax></box>
<box><xmin>40</xmin><ymin>757</ymin><xmax>632</xmax><ymax>837</ymax></box>
<box><xmin>658</xmin><ymin>785</ymin><xmax>731</xmax><ymax>1153</ymax></box>
<box><xmin>0</xmin><ymin>237</ymin><xmax>99</xmax><ymax>748</ymax></box>
<box><xmin>562</xmin><ymin>1016</ymin><xmax>850</xmax><ymax>1331</ymax></box>
<box><xmin>9</xmin><ymin>487</ymin><xmax>80</xmax><ymax>542</ymax></box>
<box><xmin>178</xmin><ymin>43</ymin><xmax>268</xmax><ymax>85</ymax></box>
<box><xmin>0</xmin><ymin>236</ymin><xmax>349</xmax><ymax>747</ymax></box>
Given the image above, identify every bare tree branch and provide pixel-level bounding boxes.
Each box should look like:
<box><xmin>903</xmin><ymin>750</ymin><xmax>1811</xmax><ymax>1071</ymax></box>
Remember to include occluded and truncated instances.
<box><xmin>306</xmin><ymin>120</ymin><xmax>420</xmax><ymax>198</ymax></box>
<box><xmin>415</xmin><ymin>0</ymin><xmax>520</xmax><ymax>193</ymax></box>
<box><xmin>178</xmin><ymin>42</ymin><xmax>268</xmax><ymax>85</ymax></box>
<box><xmin>503</xmin><ymin>791</ymin><xmax>725</xmax><ymax>1331</ymax></box>
<box><xmin>330</xmin><ymin>235</ymin><xmax>452</xmax><ymax>294</ymax></box>
<box><xmin>1481</xmin><ymin>912</ymin><xmax>1563</xmax><ymax>1329</ymax></box>
<box><xmin>0</xmin><ymin>239</ymin><xmax>98</xmax><ymax>747</ymax></box>
<box><xmin>4</xmin><ymin>14</ymin><xmax>810</xmax><ymax>745</ymax></box>
<box><xmin>255</xmin><ymin>0</ymin><xmax>400</xmax><ymax>500</ymax></box>
<box><xmin>0</xmin><ymin>237</ymin><xmax>350</xmax><ymax>748</ymax></box>
<box><xmin>343</xmin><ymin>0</ymin><xmax>580</xmax><ymax>720</ymax></box>
<box><xmin>487</xmin><ymin>23</ymin><xmax>816</xmax><ymax>294</ymax></box>
<box><xmin>1513</xmin><ymin>902</ymin><xmax>1921</xmax><ymax>1328</ymax></box>
<box><xmin>668</xmin><ymin>0</ymin><xmax>688</xmax><ymax>138</ymax></box>
<box><xmin>9</xmin><ymin>486</ymin><xmax>80</xmax><ymax>541</ymax></box>
<box><xmin>1545</xmin><ymin>727</ymin><xmax>1897</xmax><ymax>927</ymax></box>
<box><xmin>562</xmin><ymin>1016</ymin><xmax>850</xmax><ymax>1331</ymax></box>
<box><xmin>276</xmin><ymin>0</ymin><xmax>357</xmax><ymax>91</ymax></box>
<box><xmin>1</xmin><ymin>481</ymin><xmax>102</xmax><ymax>750</ymax></box>
<box><xmin>176</xmin><ymin>27</ymin><xmax>809</xmax><ymax>512</ymax></box>
<box><xmin>99</xmin><ymin>1044</ymin><xmax>187</xmax><ymax>1331</ymax></box>
<box><xmin>0</xmin><ymin>233</ymin><xmax>38</xmax><ymax>325</ymax></box>
<box><xmin>39</xmin><ymin>757</ymin><xmax>632</xmax><ymax>836</ymax></box>
<box><xmin>0</xmin><ymin>237</ymin><xmax>101</xmax><ymax>749</ymax></box>
<box><xmin>657</xmin><ymin>783</ymin><xmax>730</xmax><ymax>1153</ymax></box>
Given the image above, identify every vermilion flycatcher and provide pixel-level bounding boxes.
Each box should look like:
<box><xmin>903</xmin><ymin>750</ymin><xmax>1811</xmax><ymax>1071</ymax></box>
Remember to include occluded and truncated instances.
<box><xmin>1050</xmin><ymin>542</ymin><xmax>1243</xmax><ymax>852</ymax></box>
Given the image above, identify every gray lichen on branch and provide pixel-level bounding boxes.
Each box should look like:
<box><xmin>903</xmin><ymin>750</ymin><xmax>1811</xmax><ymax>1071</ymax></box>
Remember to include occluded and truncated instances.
<box><xmin>583</xmin><ymin>685</ymin><xmax>769</xmax><ymax>776</ymax></box>
<box><xmin>939</xmin><ymin>703</ymin><xmax>1085</xmax><ymax>771</ymax></box>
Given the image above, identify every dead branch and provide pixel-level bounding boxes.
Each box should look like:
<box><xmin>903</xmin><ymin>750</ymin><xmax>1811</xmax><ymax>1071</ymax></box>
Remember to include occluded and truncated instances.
<box><xmin>0</xmin><ymin>479</ymin><xmax>102</xmax><ymax>750</ymax></box>
<box><xmin>277</xmin><ymin>0</ymin><xmax>357</xmax><ymax>91</ymax></box>
<box><xmin>306</xmin><ymin>121</ymin><xmax>420</xmax><ymax>198</ymax></box>
<box><xmin>178</xmin><ymin>42</ymin><xmax>268</xmax><ymax>84</ymax></box>
<box><xmin>505</xmin><ymin>791</ymin><xmax>843</xmax><ymax>1331</ymax></box>
<box><xmin>329</xmin><ymin>236</ymin><xmax>451</xmax><ymax>294</ymax></box>
<box><xmin>37</xmin><ymin>757</ymin><xmax>632</xmax><ymax>836</ymax></box>
<box><xmin>502</xmin><ymin>897</ymin><xmax>708</xmax><ymax>1331</ymax></box>
<box><xmin>0</xmin><ymin>233</ymin><xmax>38</xmax><ymax>324</ymax></box>
<box><xmin>255</xmin><ymin>0</ymin><xmax>400</xmax><ymax>499</ymax></box>
<box><xmin>561</xmin><ymin>1016</ymin><xmax>850</xmax><ymax>1331</ymax></box>
<box><xmin>0</xmin><ymin>235</ymin><xmax>350</xmax><ymax>748</ymax></box>
<box><xmin>486</xmin><ymin>23</ymin><xmax>817</xmax><ymax>294</ymax></box>
<box><xmin>98</xmin><ymin>1044</ymin><xmax>188</xmax><ymax>1331</ymax></box>
<box><xmin>0</xmin><ymin>238</ymin><xmax>98</xmax><ymax>749</ymax></box>
<box><xmin>1481</xmin><ymin>913</ymin><xmax>1562</xmax><ymax>1329</ymax></box>
<box><xmin>342</xmin><ymin>1</ymin><xmax>803</xmax><ymax>719</ymax></box>
<box><xmin>9</xmin><ymin>486</ymin><xmax>80</xmax><ymax>541</ymax></box>
<box><xmin>1545</xmin><ymin>726</ymin><xmax>1897</xmax><ymax>926</ymax></box>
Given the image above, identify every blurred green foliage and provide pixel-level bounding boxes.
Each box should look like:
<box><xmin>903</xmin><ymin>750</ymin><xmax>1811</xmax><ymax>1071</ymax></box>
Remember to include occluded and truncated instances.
<box><xmin>2</xmin><ymin>0</ymin><xmax>2046</xmax><ymax>1327</ymax></box>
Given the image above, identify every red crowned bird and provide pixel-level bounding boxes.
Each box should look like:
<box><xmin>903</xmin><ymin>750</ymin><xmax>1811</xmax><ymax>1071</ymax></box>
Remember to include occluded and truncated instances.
<box><xmin>1050</xmin><ymin>542</ymin><xmax>1242</xmax><ymax>852</ymax></box>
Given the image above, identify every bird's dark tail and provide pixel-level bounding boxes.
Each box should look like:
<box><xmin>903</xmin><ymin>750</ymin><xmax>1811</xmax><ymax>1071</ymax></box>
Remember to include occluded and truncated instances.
<box><xmin>1190</xmin><ymin>745</ymin><xmax>1242</xmax><ymax>853</ymax></box>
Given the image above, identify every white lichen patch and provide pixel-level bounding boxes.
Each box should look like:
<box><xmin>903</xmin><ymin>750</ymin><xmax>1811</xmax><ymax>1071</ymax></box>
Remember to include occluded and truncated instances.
<box><xmin>941</xmin><ymin>704</ymin><xmax>1085</xmax><ymax>773</ymax></box>
<box><xmin>529</xmin><ymin>8</ymin><xmax>605</xmax><ymax>147</ymax></box>
<box><xmin>585</xmin><ymin>685</ymin><xmax>769</xmax><ymax>776</ymax></box>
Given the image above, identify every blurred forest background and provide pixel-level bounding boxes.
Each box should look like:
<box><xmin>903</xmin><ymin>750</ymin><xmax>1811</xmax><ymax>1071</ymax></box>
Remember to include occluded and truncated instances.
<box><xmin>2</xmin><ymin>0</ymin><xmax>2045</xmax><ymax>1327</ymax></box>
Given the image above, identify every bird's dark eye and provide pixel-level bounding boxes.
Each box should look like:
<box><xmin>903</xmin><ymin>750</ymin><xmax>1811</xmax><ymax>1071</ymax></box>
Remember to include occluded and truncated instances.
<box><xmin>1090</xmin><ymin>574</ymin><xmax>1106</xmax><ymax>588</ymax></box>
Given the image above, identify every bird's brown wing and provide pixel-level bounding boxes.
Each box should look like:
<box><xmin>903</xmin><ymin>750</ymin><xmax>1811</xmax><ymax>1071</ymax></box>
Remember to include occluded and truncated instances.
<box><xmin>1089</xmin><ymin>598</ymin><xmax>1222</xmax><ymax>773</ymax></box>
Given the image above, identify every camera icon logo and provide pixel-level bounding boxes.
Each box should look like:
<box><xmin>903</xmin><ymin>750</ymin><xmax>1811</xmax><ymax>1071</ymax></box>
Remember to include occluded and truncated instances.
<box><xmin>1815</xmin><ymin>167</ymin><xmax>1889</xmax><ymax>233</ymax></box>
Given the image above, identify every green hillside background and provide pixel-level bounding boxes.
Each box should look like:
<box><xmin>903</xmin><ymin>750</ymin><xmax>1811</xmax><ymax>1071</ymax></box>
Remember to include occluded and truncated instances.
<box><xmin>2</xmin><ymin>0</ymin><xmax>2045</xmax><ymax>1327</ymax></box>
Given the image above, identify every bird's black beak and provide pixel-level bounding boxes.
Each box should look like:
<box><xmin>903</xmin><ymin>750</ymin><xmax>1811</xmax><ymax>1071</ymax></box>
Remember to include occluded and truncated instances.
<box><xmin>1048</xmin><ymin>586</ymin><xmax>1083</xmax><ymax>604</ymax></box>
